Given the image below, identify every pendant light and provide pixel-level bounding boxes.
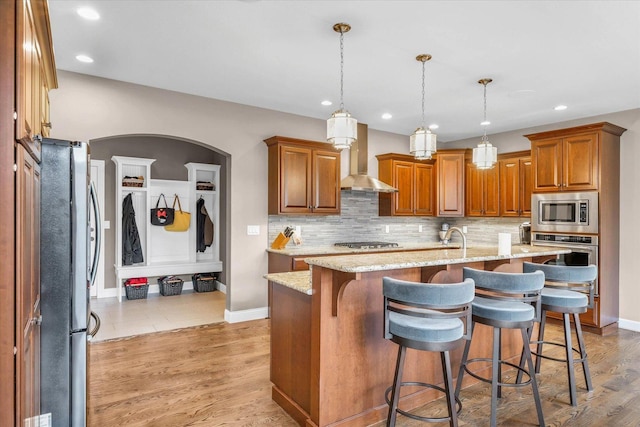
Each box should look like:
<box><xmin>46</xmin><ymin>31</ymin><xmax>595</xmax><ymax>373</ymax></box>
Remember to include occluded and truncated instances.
<box><xmin>410</xmin><ymin>54</ymin><xmax>437</xmax><ymax>160</ymax></box>
<box><xmin>472</xmin><ymin>78</ymin><xmax>497</xmax><ymax>169</ymax></box>
<box><xmin>327</xmin><ymin>23</ymin><xmax>357</xmax><ymax>150</ymax></box>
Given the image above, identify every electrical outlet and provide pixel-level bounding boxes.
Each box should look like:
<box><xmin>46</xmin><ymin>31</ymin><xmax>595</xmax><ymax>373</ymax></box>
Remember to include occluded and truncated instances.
<box><xmin>295</xmin><ymin>225</ymin><xmax>301</xmax><ymax>236</ymax></box>
<box><xmin>385</xmin><ymin>225</ymin><xmax>390</xmax><ymax>233</ymax></box>
<box><xmin>462</xmin><ymin>225</ymin><xmax>468</xmax><ymax>234</ymax></box>
<box><xmin>247</xmin><ymin>225</ymin><xmax>260</xmax><ymax>235</ymax></box>
<box><xmin>419</xmin><ymin>224</ymin><xmax>423</xmax><ymax>233</ymax></box>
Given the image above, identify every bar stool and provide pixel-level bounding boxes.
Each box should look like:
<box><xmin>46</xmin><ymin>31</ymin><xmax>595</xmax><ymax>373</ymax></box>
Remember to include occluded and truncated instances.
<box><xmin>383</xmin><ymin>277</ymin><xmax>475</xmax><ymax>427</ymax></box>
<box><xmin>454</xmin><ymin>267</ymin><xmax>545</xmax><ymax>427</ymax></box>
<box><xmin>520</xmin><ymin>262</ymin><xmax>597</xmax><ymax>406</ymax></box>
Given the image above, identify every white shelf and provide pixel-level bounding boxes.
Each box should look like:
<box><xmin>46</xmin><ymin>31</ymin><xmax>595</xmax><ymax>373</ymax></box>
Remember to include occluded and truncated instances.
<box><xmin>112</xmin><ymin>157</ymin><xmax>222</xmax><ymax>301</ymax></box>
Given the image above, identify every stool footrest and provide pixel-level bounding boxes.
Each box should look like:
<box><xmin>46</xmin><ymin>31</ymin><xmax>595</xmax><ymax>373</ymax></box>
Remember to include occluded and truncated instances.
<box><xmin>464</xmin><ymin>357</ymin><xmax>533</xmax><ymax>388</ymax></box>
<box><xmin>531</xmin><ymin>339</ymin><xmax>587</xmax><ymax>364</ymax></box>
<box><xmin>385</xmin><ymin>381</ymin><xmax>461</xmax><ymax>423</ymax></box>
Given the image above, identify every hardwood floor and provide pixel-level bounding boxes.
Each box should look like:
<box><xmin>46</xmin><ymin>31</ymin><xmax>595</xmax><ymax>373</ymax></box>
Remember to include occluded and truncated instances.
<box><xmin>89</xmin><ymin>320</ymin><xmax>640</xmax><ymax>426</ymax></box>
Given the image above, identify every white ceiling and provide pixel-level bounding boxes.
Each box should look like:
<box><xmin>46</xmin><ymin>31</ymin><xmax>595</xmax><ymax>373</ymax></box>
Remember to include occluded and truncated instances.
<box><xmin>48</xmin><ymin>0</ymin><xmax>640</xmax><ymax>142</ymax></box>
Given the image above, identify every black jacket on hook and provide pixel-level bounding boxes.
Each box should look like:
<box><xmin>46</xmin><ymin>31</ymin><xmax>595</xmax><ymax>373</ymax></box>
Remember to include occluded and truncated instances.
<box><xmin>197</xmin><ymin>198</ymin><xmax>214</xmax><ymax>252</ymax></box>
<box><xmin>122</xmin><ymin>193</ymin><xmax>144</xmax><ymax>265</ymax></box>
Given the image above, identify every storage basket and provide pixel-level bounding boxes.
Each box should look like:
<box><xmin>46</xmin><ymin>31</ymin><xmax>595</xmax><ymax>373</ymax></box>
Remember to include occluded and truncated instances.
<box><xmin>196</xmin><ymin>181</ymin><xmax>215</xmax><ymax>191</ymax></box>
<box><xmin>124</xmin><ymin>277</ymin><xmax>149</xmax><ymax>300</ymax></box>
<box><xmin>158</xmin><ymin>276</ymin><xmax>184</xmax><ymax>296</ymax></box>
<box><xmin>192</xmin><ymin>273</ymin><xmax>217</xmax><ymax>293</ymax></box>
<box><xmin>122</xmin><ymin>176</ymin><xmax>144</xmax><ymax>187</ymax></box>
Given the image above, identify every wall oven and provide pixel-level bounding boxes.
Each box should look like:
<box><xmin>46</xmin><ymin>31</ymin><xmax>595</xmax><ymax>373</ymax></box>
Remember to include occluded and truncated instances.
<box><xmin>531</xmin><ymin>191</ymin><xmax>598</xmax><ymax>234</ymax></box>
<box><xmin>532</xmin><ymin>233</ymin><xmax>599</xmax><ymax>295</ymax></box>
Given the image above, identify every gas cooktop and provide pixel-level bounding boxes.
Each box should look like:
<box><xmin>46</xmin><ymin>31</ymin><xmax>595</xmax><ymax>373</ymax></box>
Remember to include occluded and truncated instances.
<box><xmin>334</xmin><ymin>241</ymin><xmax>400</xmax><ymax>249</ymax></box>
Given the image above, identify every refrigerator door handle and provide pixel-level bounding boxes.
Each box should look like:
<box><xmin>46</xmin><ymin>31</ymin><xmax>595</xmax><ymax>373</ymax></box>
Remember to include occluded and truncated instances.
<box><xmin>89</xmin><ymin>181</ymin><xmax>102</xmax><ymax>287</ymax></box>
<box><xmin>88</xmin><ymin>311</ymin><xmax>101</xmax><ymax>340</ymax></box>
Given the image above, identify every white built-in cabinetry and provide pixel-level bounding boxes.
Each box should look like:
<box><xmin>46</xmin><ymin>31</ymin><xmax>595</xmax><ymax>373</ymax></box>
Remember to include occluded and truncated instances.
<box><xmin>112</xmin><ymin>156</ymin><xmax>222</xmax><ymax>301</ymax></box>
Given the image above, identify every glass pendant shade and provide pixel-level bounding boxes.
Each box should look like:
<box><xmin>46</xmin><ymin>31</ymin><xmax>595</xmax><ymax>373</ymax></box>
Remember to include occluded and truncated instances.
<box><xmin>410</xmin><ymin>127</ymin><xmax>437</xmax><ymax>160</ymax></box>
<box><xmin>327</xmin><ymin>109</ymin><xmax>357</xmax><ymax>150</ymax></box>
<box><xmin>472</xmin><ymin>140</ymin><xmax>498</xmax><ymax>169</ymax></box>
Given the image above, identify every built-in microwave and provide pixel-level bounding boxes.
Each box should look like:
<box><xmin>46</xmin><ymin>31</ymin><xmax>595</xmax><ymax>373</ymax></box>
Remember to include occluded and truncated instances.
<box><xmin>531</xmin><ymin>191</ymin><xmax>598</xmax><ymax>234</ymax></box>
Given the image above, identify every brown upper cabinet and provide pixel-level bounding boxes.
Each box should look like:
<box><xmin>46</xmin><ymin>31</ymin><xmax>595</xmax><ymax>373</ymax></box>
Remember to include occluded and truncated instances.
<box><xmin>265</xmin><ymin>136</ymin><xmax>341</xmax><ymax>215</ymax></box>
<box><xmin>527</xmin><ymin>123</ymin><xmax>626</xmax><ymax>193</ymax></box>
<box><xmin>498</xmin><ymin>151</ymin><xmax>531</xmax><ymax>217</ymax></box>
<box><xmin>437</xmin><ymin>149</ymin><xmax>466</xmax><ymax>217</ymax></box>
<box><xmin>465</xmin><ymin>154</ymin><xmax>499</xmax><ymax>217</ymax></box>
<box><xmin>377</xmin><ymin>153</ymin><xmax>436</xmax><ymax>216</ymax></box>
<box><xmin>16</xmin><ymin>0</ymin><xmax>57</xmax><ymax>161</ymax></box>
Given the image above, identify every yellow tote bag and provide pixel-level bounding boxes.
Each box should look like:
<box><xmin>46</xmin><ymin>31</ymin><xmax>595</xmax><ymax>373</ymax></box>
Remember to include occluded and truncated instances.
<box><xmin>165</xmin><ymin>194</ymin><xmax>190</xmax><ymax>232</ymax></box>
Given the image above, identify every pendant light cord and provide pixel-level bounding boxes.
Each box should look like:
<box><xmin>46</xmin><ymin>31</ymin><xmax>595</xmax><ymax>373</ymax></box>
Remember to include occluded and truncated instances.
<box><xmin>421</xmin><ymin>60</ymin><xmax>426</xmax><ymax>130</ymax></box>
<box><xmin>339</xmin><ymin>29</ymin><xmax>345</xmax><ymax>111</ymax></box>
<box><xmin>482</xmin><ymin>81</ymin><xmax>488</xmax><ymax>143</ymax></box>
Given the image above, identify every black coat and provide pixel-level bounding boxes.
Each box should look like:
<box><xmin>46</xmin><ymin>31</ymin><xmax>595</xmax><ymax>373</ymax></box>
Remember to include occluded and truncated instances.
<box><xmin>122</xmin><ymin>193</ymin><xmax>144</xmax><ymax>265</ymax></box>
<box><xmin>196</xmin><ymin>198</ymin><xmax>214</xmax><ymax>252</ymax></box>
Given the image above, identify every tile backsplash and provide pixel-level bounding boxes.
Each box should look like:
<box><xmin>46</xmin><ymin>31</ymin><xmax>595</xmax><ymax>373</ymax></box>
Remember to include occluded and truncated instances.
<box><xmin>268</xmin><ymin>191</ymin><xmax>528</xmax><ymax>248</ymax></box>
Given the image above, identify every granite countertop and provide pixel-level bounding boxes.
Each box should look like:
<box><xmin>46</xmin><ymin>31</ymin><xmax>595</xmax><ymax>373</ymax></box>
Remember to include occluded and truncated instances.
<box><xmin>304</xmin><ymin>245</ymin><xmax>570</xmax><ymax>273</ymax></box>
<box><xmin>265</xmin><ymin>245</ymin><xmax>569</xmax><ymax>294</ymax></box>
<box><xmin>264</xmin><ymin>271</ymin><xmax>312</xmax><ymax>295</ymax></box>
<box><xmin>266</xmin><ymin>242</ymin><xmax>456</xmax><ymax>256</ymax></box>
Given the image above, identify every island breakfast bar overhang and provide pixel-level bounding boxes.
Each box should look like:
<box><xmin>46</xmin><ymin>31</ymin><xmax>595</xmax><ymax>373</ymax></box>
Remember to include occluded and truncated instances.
<box><xmin>268</xmin><ymin>246</ymin><xmax>570</xmax><ymax>427</ymax></box>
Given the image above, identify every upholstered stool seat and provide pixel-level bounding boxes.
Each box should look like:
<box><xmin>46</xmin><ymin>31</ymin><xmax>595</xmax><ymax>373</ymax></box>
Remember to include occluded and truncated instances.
<box><xmin>541</xmin><ymin>287</ymin><xmax>588</xmax><ymax>309</ymax></box>
<box><xmin>388</xmin><ymin>311</ymin><xmax>464</xmax><ymax>343</ymax></box>
<box><xmin>519</xmin><ymin>262</ymin><xmax>597</xmax><ymax>407</ymax></box>
<box><xmin>454</xmin><ymin>267</ymin><xmax>546</xmax><ymax>427</ymax></box>
<box><xmin>471</xmin><ymin>296</ymin><xmax>535</xmax><ymax>323</ymax></box>
<box><xmin>383</xmin><ymin>277</ymin><xmax>475</xmax><ymax>427</ymax></box>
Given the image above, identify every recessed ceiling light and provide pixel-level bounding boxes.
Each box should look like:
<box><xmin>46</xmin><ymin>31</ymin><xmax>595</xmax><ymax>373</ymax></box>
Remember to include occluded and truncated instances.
<box><xmin>75</xmin><ymin>55</ymin><xmax>94</xmax><ymax>63</ymax></box>
<box><xmin>77</xmin><ymin>7</ymin><xmax>100</xmax><ymax>20</ymax></box>
<box><xmin>321</xmin><ymin>100</ymin><xmax>332</xmax><ymax>106</ymax></box>
<box><xmin>554</xmin><ymin>105</ymin><xmax>568</xmax><ymax>111</ymax></box>
<box><xmin>381</xmin><ymin>113</ymin><xmax>392</xmax><ymax>120</ymax></box>
<box><xmin>480</xmin><ymin>120</ymin><xmax>491</xmax><ymax>126</ymax></box>
<box><xmin>428</xmin><ymin>124</ymin><xmax>439</xmax><ymax>130</ymax></box>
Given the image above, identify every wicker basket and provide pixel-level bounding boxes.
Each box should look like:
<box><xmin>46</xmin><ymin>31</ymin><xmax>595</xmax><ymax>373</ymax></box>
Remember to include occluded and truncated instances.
<box><xmin>125</xmin><ymin>283</ymin><xmax>149</xmax><ymax>300</ymax></box>
<box><xmin>122</xmin><ymin>176</ymin><xmax>144</xmax><ymax>187</ymax></box>
<box><xmin>192</xmin><ymin>273</ymin><xmax>216</xmax><ymax>292</ymax></box>
<box><xmin>196</xmin><ymin>181</ymin><xmax>215</xmax><ymax>191</ymax></box>
<box><xmin>158</xmin><ymin>276</ymin><xmax>184</xmax><ymax>296</ymax></box>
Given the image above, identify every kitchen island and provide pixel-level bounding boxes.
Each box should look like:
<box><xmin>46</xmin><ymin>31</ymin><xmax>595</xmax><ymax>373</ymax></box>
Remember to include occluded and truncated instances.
<box><xmin>266</xmin><ymin>245</ymin><xmax>570</xmax><ymax>427</ymax></box>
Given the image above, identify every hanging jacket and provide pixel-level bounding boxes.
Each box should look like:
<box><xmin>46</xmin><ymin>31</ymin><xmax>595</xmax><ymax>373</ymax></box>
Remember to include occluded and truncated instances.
<box><xmin>122</xmin><ymin>193</ymin><xmax>144</xmax><ymax>265</ymax></box>
<box><xmin>197</xmin><ymin>198</ymin><xmax>214</xmax><ymax>252</ymax></box>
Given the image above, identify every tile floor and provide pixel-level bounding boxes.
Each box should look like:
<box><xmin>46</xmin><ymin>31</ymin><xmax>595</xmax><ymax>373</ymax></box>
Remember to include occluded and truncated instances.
<box><xmin>90</xmin><ymin>290</ymin><xmax>226</xmax><ymax>342</ymax></box>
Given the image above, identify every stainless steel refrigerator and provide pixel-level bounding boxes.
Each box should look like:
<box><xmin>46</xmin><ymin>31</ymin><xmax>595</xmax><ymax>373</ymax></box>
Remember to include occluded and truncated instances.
<box><xmin>40</xmin><ymin>138</ymin><xmax>101</xmax><ymax>426</ymax></box>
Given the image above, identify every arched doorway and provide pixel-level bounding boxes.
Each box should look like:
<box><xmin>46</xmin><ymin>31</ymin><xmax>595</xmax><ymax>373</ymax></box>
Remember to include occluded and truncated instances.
<box><xmin>89</xmin><ymin>134</ymin><xmax>231</xmax><ymax>340</ymax></box>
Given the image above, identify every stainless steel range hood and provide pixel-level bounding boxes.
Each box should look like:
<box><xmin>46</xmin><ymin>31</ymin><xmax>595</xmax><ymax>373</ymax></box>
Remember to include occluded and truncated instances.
<box><xmin>340</xmin><ymin>123</ymin><xmax>398</xmax><ymax>193</ymax></box>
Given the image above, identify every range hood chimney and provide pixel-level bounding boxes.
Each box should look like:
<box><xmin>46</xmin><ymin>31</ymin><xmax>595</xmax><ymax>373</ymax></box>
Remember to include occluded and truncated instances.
<box><xmin>340</xmin><ymin>123</ymin><xmax>398</xmax><ymax>193</ymax></box>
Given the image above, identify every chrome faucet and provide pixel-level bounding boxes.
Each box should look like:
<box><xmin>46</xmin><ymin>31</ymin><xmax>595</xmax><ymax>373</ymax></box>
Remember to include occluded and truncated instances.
<box><xmin>443</xmin><ymin>226</ymin><xmax>467</xmax><ymax>251</ymax></box>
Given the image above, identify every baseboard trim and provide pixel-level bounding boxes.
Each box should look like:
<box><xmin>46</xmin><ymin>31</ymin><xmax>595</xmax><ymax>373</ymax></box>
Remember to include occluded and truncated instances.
<box><xmin>618</xmin><ymin>318</ymin><xmax>640</xmax><ymax>332</ymax></box>
<box><xmin>224</xmin><ymin>307</ymin><xmax>268</xmax><ymax>323</ymax></box>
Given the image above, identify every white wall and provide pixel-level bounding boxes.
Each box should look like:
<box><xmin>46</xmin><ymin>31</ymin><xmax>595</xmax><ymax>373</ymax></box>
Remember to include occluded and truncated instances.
<box><xmin>50</xmin><ymin>71</ymin><xmax>640</xmax><ymax>326</ymax></box>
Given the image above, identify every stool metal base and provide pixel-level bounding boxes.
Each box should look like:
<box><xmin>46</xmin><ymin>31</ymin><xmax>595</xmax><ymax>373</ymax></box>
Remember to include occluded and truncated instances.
<box><xmin>385</xmin><ymin>381</ymin><xmax>462</xmax><ymax>423</ymax></box>
<box><xmin>455</xmin><ymin>323</ymin><xmax>545</xmax><ymax>427</ymax></box>
<box><xmin>518</xmin><ymin>309</ymin><xmax>593</xmax><ymax>406</ymax></box>
<box><xmin>387</xmin><ymin>346</ymin><xmax>460</xmax><ymax>427</ymax></box>
<box><xmin>462</xmin><ymin>357</ymin><xmax>533</xmax><ymax>389</ymax></box>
